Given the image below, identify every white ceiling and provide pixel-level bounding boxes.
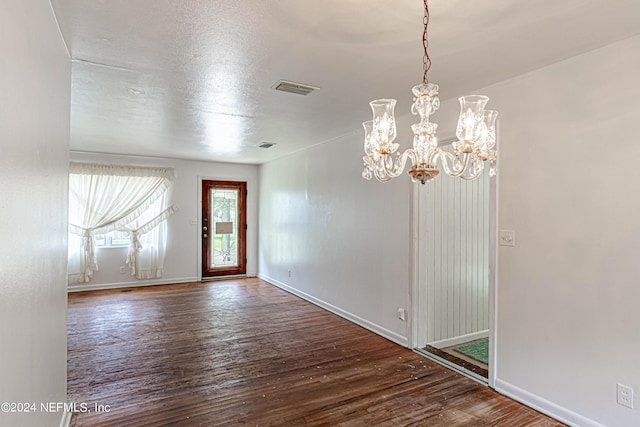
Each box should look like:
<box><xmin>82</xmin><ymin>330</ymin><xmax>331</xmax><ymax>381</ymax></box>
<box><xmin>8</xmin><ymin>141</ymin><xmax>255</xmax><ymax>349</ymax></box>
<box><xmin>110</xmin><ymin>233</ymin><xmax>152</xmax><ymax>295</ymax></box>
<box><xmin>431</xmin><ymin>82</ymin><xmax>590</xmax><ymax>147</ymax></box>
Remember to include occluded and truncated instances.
<box><xmin>51</xmin><ymin>0</ymin><xmax>640</xmax><ymax>165</ymax></box>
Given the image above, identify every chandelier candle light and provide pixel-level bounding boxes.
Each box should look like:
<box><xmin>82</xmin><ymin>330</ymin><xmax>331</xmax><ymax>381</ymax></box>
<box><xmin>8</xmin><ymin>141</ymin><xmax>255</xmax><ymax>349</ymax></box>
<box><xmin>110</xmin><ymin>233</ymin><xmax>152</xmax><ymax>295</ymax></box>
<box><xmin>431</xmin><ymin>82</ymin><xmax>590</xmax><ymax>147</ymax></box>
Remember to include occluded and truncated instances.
<box><xmin>362</xmin><ymin>0</ymin><xmax>499</xmax><ymax>184</ymax></box>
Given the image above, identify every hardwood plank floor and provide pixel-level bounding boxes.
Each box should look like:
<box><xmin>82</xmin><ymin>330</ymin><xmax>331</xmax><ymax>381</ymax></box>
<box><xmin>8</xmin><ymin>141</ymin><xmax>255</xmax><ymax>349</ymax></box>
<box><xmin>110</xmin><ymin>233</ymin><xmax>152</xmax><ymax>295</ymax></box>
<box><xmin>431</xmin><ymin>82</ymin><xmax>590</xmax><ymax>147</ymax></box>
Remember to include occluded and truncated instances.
<box><xmin>422</xmin><ymin>345</ymin><xmax>488</xmax><ymax>379</ymax></box>
<box><xmin>68</xmin><ymin>278</ymin><xmax>563</xmax><ymax>426</ymax></box>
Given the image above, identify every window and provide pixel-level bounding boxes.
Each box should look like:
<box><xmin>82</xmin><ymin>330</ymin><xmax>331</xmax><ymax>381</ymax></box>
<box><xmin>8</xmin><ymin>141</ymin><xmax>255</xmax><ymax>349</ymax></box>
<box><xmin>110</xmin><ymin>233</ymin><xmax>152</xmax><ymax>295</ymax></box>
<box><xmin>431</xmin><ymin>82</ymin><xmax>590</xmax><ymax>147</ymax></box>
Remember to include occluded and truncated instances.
<box><xmin>94</xmin><ymin>230</ymin><xmax>130</xmax><ymax>248</ymax></box>
<box><xmin>67</xmin><ymin>163</ymin><xmax>176</xmax><ymax>284</ymax></box>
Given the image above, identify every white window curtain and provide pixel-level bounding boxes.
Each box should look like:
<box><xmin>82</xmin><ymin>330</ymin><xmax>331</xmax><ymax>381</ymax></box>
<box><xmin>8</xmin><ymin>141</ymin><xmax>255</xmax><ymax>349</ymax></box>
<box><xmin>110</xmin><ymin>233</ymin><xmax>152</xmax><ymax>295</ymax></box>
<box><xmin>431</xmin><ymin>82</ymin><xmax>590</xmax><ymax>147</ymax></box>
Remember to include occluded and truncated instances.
<box><xmin>68</xmin><ymin>163</ymin><xmax>177</xmax><ymax>284</ymax></box>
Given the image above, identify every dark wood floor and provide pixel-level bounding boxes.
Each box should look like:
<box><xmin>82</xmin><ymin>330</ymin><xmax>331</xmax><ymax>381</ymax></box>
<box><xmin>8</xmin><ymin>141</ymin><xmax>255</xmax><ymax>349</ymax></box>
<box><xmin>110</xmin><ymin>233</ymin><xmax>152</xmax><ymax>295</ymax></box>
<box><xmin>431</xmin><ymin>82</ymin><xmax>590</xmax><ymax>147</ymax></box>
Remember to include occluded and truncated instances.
<box><xmin>422</xmin><ymin>345</ymin><xmax>489</xmax><ymax>379</ymax></box>
<box><xmin>68</xmin><ymin>278</ymin><xmax>563</xmax><ymax>426</ymax></box>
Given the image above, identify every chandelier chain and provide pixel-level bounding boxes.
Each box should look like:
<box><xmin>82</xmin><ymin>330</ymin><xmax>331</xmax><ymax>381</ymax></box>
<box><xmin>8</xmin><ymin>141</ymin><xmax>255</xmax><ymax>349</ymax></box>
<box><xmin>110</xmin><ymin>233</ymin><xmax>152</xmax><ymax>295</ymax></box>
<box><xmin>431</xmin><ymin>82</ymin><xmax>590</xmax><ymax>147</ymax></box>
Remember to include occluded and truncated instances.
<box><xmin>422</xmin><ymin>0</ymin><xmax>431</xmax><ymax>84</ymax></box>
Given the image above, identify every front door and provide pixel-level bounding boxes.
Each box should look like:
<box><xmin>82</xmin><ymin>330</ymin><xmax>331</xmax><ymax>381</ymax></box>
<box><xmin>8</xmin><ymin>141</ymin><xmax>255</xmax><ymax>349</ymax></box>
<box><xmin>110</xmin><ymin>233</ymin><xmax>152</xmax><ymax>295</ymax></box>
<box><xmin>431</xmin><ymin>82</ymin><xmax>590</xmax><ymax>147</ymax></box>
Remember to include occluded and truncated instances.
<box><xmin>202</xmin><ymin>180</ymin><xmax>247</xmax><ymax>278</ymax></box>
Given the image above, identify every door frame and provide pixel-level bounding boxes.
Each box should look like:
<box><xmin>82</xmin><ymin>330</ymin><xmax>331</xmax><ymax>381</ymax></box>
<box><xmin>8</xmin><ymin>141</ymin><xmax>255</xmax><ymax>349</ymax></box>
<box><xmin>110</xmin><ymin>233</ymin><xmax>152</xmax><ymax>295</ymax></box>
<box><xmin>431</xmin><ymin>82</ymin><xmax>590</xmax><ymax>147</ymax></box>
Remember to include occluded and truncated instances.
<box><xmin>409</xmin><ymin>128</ymin><xmax>500</xmax><ymax>388</ymax></box>
<box><xmin>201</xmin><ymin>179</ymin><xmax>247</xmax><ymax>278</ymax></box>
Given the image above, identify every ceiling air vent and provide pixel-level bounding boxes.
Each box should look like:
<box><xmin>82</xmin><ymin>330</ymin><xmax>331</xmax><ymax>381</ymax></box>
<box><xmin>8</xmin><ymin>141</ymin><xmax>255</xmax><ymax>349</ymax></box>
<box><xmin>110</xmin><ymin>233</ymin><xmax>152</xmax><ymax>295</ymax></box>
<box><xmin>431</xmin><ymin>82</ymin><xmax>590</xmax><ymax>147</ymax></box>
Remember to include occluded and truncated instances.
<box><xmin>272</xmin><ymin>80</ymin><xmax>320</xmax><ymax>96</ymax></box>
<box><xmin>258</xmin><ymin>142</ymin><xmax>276</xmax><ymax>149</ymax></box>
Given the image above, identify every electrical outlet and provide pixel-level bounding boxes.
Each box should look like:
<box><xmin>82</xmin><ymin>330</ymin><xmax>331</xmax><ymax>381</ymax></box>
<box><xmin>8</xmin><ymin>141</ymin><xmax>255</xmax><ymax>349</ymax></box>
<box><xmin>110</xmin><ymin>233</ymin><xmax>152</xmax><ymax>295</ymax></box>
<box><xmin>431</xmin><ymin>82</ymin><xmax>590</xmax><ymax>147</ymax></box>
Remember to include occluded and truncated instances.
<box><xmin>190</xmin><ymin>218</ymin><xmax>197</xmax><ymax>225</ymax></box>
<box><xmin>119</xmin><ymin>266</ymin><xmax>126</xmax><ymax>274</ymax></box>
<box><xmin>287</xmin><ymin>269</ymin><xmax>292</xmax><ymax>278</ymax></box>
<box><xmin>398</xmin><ymin>308</ymin><xmax>406</xmax><ymax>321</ymax></box>
<box><xmin>617</xmin><ymin>384</ymin><xmax>634</xmax><ymax>409</ymax></box>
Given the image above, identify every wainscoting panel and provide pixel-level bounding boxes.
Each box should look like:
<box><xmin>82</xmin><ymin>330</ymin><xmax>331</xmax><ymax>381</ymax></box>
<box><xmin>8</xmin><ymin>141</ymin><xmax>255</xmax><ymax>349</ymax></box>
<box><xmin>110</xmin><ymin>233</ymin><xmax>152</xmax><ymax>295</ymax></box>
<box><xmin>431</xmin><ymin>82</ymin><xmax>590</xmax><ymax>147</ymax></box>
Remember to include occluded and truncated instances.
<box><xmin>422</xmin><ymin>162</ymin><xmax>490</xmax><ymax>346</ymax></box>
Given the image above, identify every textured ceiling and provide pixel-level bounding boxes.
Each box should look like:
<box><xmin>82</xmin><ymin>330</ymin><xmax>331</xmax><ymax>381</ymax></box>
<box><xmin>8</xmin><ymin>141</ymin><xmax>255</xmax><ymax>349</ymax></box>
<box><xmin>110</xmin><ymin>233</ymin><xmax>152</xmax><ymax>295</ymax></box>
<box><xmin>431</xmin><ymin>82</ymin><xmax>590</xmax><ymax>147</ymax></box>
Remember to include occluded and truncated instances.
<box><xmin>51</xmin><ymin>0</ymin><xmax>640</xmax><ymax>164</ymax></box>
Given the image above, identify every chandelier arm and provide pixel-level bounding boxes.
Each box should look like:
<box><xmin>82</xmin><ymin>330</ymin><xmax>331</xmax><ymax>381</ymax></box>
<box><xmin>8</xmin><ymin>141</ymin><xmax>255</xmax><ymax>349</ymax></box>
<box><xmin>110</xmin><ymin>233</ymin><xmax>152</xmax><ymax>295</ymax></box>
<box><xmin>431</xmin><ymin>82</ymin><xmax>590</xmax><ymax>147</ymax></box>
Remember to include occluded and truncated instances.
<box><xmin>371</xmin><ymin>159</ymin><xmax>386</xmax><ymax>182</ymax></box>
<box><xmin>375</xmin><ymin>174</ymin><xmax>392</xmax><ymax>183</ymax></box>
<box><xmin>380</xmin><ymin>150</ymin><xmax>412</xmax><ymax>179</ymax></box>
<box><xmin>459</xmin><ymin>158</ymin><xmax>485</xmax><ymax>181</ymax></box>
<box><xmin>407</xmin><ymin>149</ymin><xmax>418</xmax><ymax>169</ymax></box>
<box><xmin>370</xmin><ymin>155</ymin><xmax>395</xmax><ymax>182</ymax></box>
<box><xmin>403</xmin><ymin>149</ymin><xmax>417</xmax><ymax>174</ymax></box>
<box><xmin>435</xmin><ymin>149</ymin><xmax>470</xmax><ymax>177</ymax></box>
<box><xmin>426</xmin><ymin>148</ymin><xmax>439</xmax><ymax>169</ymax></box>
<box><xmin>375</xmin><ymin>174</ymin><xmax>393</xmax><ymax>183</ymax></box>
<box><xmin>460</xmin><ymin>169</ymin><xmax>484</xmax><ymax>181</ymax></box>
<box><xmin>382</xmin><ymin>154</ymin><xmax>399</xmax><ymax>178</ymax></box>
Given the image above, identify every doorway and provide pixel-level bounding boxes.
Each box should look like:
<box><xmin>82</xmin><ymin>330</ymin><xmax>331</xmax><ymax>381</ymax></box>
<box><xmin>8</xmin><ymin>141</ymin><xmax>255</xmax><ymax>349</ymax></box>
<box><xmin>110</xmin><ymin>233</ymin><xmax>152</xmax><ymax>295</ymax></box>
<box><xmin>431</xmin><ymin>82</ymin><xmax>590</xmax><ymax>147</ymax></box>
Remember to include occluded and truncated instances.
<box><xmin>412</xmin><ymin>147</ymin><xmax>496</xmax><ymax>384</ymax></box>
<box><xmin>201</xmin><ymin>180</ymin><xmax>247</xmax><ymax>278</ymax></box>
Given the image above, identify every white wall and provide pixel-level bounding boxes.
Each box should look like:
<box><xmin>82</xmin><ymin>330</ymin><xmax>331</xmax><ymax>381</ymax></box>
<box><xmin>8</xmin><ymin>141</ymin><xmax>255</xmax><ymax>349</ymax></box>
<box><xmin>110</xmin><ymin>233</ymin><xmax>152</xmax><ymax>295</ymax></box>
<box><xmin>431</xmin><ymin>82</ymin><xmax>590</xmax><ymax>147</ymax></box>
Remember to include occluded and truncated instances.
<box><xmin>69</xmin><ymin>152</ymin><xmax>258</xmax><ymax>290</ymax></box>
<box><xmin>435</xmin><ymin>36</ymin><xmax>640</xmax><ymax>427</ymax></box>
<box><xmin>0</xmin><ymin>2</ymin><xmax>71</xmax><ymax>427</ymax></box>
<box><xmin>259</xmin><ymin>35</ymin><xmax>640</xmax><ymax>426</ymax></box>
<box><xmin>258</xmin><ymin>126</ymin><xmax>414</xmax><ymax>345</ymax></box>
<box><xmin>420</xmin><ymin>165</ymin><xmax>490</xmax><ymax>348</ymax></box>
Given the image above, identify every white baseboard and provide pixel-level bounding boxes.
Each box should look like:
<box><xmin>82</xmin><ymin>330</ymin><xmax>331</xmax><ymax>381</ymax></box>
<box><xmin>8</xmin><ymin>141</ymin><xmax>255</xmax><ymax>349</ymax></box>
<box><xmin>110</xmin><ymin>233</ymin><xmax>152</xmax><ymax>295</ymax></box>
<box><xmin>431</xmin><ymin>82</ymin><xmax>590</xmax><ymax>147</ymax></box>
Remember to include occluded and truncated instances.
<box><xmin>258</xmin><ymin>274</ymin><xmax>408</xmax><ymax>347</ymax></box>
<box><xmin>67</xmin><ymin>276</ymin><xmax>198</xmax><ymax>292</ymax></box>
<box><xmin>494</xmin><ymin>379</ymin><xmax>605</xmax><ymax>427</ymax></box>
<box><xmin>59</xmin><ymin>411</ymin><xmax>72</xmax><ymax>427</ymax></box>
<box><xmin>428</xmin><ymin>329</ymin><xmax>489</xmax><ymax>349</ymax></box>
<box><xmin>201</xmin><ymin>274</ymin><xmax>247</xmax><ymax>281</ymax></box>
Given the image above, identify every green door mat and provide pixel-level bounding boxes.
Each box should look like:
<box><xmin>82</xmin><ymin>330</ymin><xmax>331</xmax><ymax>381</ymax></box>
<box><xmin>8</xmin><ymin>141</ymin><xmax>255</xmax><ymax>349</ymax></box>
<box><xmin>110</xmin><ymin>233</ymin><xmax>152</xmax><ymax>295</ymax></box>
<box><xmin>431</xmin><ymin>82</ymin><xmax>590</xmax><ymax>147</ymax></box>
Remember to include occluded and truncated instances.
<box><xmin>453</xmin><ymin>339</ymin><xmax>488</xmax><ymax>365</ymax></box>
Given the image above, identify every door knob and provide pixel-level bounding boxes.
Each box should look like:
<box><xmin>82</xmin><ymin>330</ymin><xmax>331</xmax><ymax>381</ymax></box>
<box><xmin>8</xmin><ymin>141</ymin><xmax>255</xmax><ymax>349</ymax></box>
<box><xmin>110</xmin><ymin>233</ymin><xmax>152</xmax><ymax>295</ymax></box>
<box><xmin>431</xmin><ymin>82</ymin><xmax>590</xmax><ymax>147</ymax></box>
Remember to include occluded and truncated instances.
<box><xmin>203</xmin><ymin>233</ymin><xmax>208</xmax><ymax>238</ymax></box>
<box><xmin>203</xmin><ymin>226</ymin><xmax>208</xmax><ymax>231</ymax></box>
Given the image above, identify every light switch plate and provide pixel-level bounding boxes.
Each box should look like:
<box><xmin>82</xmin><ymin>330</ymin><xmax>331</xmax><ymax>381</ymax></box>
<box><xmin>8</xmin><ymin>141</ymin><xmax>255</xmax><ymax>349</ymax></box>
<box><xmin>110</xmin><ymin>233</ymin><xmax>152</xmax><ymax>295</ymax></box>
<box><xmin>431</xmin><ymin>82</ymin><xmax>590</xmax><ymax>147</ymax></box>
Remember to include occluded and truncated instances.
<box><xmin>499</xmin><ymin>230</ymin><xmax>516</xmax><ymax>247</ymax></box>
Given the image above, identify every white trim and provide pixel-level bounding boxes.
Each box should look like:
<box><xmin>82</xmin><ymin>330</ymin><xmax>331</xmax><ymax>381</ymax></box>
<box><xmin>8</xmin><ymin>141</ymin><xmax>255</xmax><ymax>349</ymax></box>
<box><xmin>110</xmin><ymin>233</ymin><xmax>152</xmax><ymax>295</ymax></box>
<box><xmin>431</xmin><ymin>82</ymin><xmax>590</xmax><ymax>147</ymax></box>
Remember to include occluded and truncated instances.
<box><xmin>48</xmin><ymin>1</ymin><xmax>71</xmax><ymax>58</ymax></box>
<box><xmin>68</xmin><ymin>273</ymin><xmax>259</xmax><ymax>292</ymax></box>
<box><xmin>198</xmin><ymin>176</ymin><xmax>203</xmax><ymax>280</ymax></box>
<box><xmin>67</xmin><ymin>276</ymin><xmax>198</xmax><ymax>292</ymax></box>
<box><xmin>258</xmin><ymin>274</ymin><xmax>408</xmax><ymax>347</ymax></box>
<box><xmin>414</xmin><ymin>348</ymin><xmax>488</xmax><ymax>385</ymax></box>
<box><xmin>488</xmin><ymin>120</ymin><xmax>500</xmax><ymax>388</ymax></box>
<box><xmin>409</xmin><ymin>136</ymin><xmax>499</xmax><ymax>389</ymax></box>
<box><xmin>408</xmin><ymin>184</ymin><xmax>421</xmax><ymax>349</ymax></box>
<box><xmin>427</xmin><ymin>329</ymin><xmax>489</xmax><ymax>349</ymax></box>
<box><xmin>201</xmin><ymin>274</ymin><xmax>247</xmax><ymax>281</ymax></box>
<box><xmin>59</xmin><ymin>411</ymin><xmax>72</xmax><ymax>427</ymax></box>
<box><xmin>495</xmin><ymin>379</ymin><xmax>606</xmax><ymax>427</ymax></box>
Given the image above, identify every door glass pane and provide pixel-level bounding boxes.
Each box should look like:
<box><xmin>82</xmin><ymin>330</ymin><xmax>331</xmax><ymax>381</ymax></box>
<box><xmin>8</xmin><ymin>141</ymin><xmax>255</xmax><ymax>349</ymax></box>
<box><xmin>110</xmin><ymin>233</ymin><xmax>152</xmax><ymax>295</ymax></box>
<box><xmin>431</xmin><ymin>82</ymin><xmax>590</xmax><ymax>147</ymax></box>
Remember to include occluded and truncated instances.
<box><xmin>209</xmin><ymin>188</ymin><xmax>238</xmax><ymax>269</ymax></box>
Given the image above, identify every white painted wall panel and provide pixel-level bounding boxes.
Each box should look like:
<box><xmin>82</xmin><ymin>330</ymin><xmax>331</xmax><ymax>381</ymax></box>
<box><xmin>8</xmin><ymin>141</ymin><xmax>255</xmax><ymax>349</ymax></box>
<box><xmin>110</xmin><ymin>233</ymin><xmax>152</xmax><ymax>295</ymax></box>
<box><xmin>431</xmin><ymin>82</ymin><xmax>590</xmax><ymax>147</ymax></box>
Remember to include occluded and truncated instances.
<box><xmin>258</xmin><ymin>123</ymin><xmax>414</xmax><ymax>344</ymax></box>
<box><xmin>0</xmin><ymin>2</ymin><xmax>71</xmax><ymax>426</ymax></box>
<box><xmin>437</xmin><ymin>35</ymin><xmax>640</xmax><ymax>427</ymax></box>
<box><xmin>68</xmin><ymin>152</ymin><xmax>258</xmax><ymax>289</ymax></box>
<box><xmin>421</xmin><ymin>157</ymin><xmax>490</xmax><ymax>347</ymax></box>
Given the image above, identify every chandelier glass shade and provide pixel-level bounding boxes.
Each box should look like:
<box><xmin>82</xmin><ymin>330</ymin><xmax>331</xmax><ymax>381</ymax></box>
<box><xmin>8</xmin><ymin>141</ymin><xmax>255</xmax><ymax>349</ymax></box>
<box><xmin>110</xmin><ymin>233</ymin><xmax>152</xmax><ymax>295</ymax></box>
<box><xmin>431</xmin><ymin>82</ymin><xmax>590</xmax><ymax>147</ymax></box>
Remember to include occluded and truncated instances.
<box><xmin>362</xmin><ymin>1</ymin><xmax>499</xmax><ymax>185</ymax></box>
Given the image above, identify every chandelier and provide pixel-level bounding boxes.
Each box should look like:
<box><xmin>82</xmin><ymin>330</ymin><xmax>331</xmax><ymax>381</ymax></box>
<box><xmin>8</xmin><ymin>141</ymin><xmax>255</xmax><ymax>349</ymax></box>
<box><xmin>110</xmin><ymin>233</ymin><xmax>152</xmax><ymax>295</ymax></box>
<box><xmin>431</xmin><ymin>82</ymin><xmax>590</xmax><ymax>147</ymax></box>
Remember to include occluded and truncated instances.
<box><xmin>362</xmin><ymin>0</ymin><xmax>499</xmax><ymax>185</ymax></box>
